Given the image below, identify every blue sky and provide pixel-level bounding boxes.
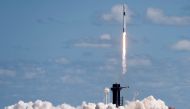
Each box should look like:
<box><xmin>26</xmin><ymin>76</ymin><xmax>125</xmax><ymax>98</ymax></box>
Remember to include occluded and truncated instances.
<box><xmin>0</xmin><ymin>0</ymin><xmax>190</xmax><ymax>109</ymax></box>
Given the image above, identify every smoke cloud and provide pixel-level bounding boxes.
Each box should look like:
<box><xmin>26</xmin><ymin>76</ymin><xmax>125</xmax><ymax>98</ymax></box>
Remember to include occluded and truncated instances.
<box><xmin>147</xmin><ymin>7</ymin><xmax>190</xmax><ymax>25</ymax></box>
<box><xmin>5</xmin><ymin>96</ymin><xmax>168</xmax><ymax>109</ymax></box>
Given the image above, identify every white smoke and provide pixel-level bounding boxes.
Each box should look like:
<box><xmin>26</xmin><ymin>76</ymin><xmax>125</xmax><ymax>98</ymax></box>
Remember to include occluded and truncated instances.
<box><xmin>5</xmin><ymin>96</ymin><xmax>168</xmax><ymax>109</ymax></box>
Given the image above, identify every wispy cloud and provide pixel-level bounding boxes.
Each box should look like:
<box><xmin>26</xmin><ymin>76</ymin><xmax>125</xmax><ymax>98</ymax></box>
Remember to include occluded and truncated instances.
<box><xmin>101</xmin><ymin>4</ymin><xmax>133</xmax><ymax>24</ymax></box>
<box><xmin>99</xmin><ymin>58</ymin><xmax>119</xmax><ymax>71</ymax></box>
<box><xmin>74</xmin><ymin>34</ymin><xmax>112</xmax><ymax>48</ymax></box>
<box><xmin>74</xmin><ymin>42</ymin><xmax>111</xmax><ymax>48</ymax></box>
<box><xmin>100</xmin><ymin>34</ymin><xmax>111</xmax><ymax>40</ymax></box>
<box><xmin>63</xmin><ymin>33</ymin><xmax>113</xmax><ymax>48</ymax></box>
<box><xmin>55</xmin><ymin>57</ymin><xmax>70</xmax><ymax>65</ymax></box>
<box><xmin>128</xmin><ymin>58</ymin><xmax>152</xmax><ymax>66</ymax></box>
<box><xmin>172</xmin><ymin>39</ymin><xmax>190</xmax><ymax>51</ymax></box>
<box><xmin>36</xmin><ymin>17</ymin><xmax>65</xmax><ymax>24</ymax></box>
<box><xmin>147</xmin><ymin>8</ymin><xmax>190</xmax><ymax>25</ymax></box>
<box><xmin>0</xmin><ymin>69</ymin><xmax>16</xmax><ymax>77</ymax></box>
<box><xmin>61</xmin><ymin>75</ymin><xmax>84</xmax><ymax>84</ymax></box>
<box><xmin>23</xmin><ymin>67</ymin><xmax>45</xmax><ymax>79</ymax></box>
<box><xmin>0</xmin><ymin>80</ymin><xmax>12</xmax><ymax>85</ymax></box>
<box><xmin>136</xmin><ymin>80</ymin><xmax>166</xmax><ymax>88</ymax></box>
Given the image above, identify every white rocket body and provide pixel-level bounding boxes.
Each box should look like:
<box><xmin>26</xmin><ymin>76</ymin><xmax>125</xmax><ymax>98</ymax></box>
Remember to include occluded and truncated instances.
<box><xmin>123</xmin><ymin>5</ymin><xmax>127</xmax><ymax>33</ymax></box>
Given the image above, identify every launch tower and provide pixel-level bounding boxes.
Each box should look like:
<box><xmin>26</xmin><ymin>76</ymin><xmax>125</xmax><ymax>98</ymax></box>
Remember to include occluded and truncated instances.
<box><xmin>111</xmin><ymin>83</ymin><xmax>128</xmax><ymax>107</ymax></box>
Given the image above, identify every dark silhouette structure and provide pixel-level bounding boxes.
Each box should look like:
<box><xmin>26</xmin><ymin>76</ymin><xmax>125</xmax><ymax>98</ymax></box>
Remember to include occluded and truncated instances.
<box><xmin>169</xmin><ymin>107</ymin><xmax>175</xmax><ymax>109</ymax></box>
<box><xmin>111</xmin><ymin>83</ymin><xmax>128</xmax><ymax>107</ymax></box>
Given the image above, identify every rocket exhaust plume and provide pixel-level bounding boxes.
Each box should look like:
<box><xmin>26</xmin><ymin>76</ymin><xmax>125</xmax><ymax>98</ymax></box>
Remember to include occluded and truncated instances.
<box><xmin>122</xmin><ymin>32</ymin><xmax>127</xmax><ymax>74</ymax></box>
<box><xmin>122</xmin><ymin>4</ymin><xmax>127</xmax><ymax>74</ymax></box>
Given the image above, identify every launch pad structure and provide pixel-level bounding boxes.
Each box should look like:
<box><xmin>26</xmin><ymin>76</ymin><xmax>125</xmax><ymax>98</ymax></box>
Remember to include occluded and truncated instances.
<box><xmin>111</xmin><ymin>83</ymin><xmax>129</xmax><ymax>107</ymax></box>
